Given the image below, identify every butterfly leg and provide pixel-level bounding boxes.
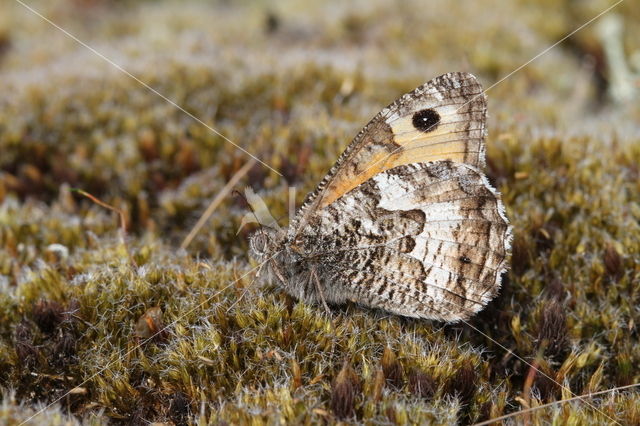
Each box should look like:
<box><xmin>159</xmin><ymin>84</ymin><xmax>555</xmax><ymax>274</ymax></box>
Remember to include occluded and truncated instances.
<box><xmin>310</xmin><ymin>266</ymin><xmax>331</xmax><ymax>315</ymax></box>
<box><xmin>270</xmin><ymin>260</ymin><xmax>288</xmax><ymax>284</ymax></box>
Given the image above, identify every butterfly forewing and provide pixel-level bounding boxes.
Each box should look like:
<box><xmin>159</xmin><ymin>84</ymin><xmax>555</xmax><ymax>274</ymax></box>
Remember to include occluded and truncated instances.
<box><xmin>290</xmin><ymin>72</ymin><xmax>487</xmax><ymax>235</ymax></box>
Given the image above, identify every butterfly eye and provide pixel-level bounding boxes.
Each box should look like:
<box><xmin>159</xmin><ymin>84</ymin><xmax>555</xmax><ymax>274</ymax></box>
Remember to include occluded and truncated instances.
<box><xmin>412</xmin><ymin>108</ymin><xmax>440</xmax><ymax>133</ymax></box>
<box><xmin>250</xmin><ymin>232</ymin><xmax>270</xmax><ymax>257</ymax></box>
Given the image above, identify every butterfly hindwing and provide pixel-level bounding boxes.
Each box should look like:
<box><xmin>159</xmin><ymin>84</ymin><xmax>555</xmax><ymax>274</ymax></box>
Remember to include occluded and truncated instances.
<box><xmin>299</xmin><ymin>161</ymin><xmax>511</xmax><ymax>321</ymax></box>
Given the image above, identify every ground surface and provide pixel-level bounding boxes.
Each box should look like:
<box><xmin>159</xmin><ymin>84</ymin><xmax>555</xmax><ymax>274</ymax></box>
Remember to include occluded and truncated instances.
<box><xmin>0</xmin><ymin>0</ymin><xmax>639</xmax><ymax>424</ymax></box>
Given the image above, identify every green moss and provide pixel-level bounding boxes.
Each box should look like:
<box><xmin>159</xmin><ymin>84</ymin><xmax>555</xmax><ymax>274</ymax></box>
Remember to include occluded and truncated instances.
<box><xmin>1</xmin><ymin>0</ymin><xmax>639</xmax><ymax>424</ymax></box>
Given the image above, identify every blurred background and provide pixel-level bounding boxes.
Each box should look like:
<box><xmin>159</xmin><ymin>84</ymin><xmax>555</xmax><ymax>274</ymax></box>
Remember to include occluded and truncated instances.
<box><xmin>0</xmin><ymin>1</ymin><xmax>639</xmax><ymax>424</ymax></box>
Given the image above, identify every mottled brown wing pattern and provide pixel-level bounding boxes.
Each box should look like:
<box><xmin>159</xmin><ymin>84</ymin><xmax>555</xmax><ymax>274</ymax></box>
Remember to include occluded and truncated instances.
<box><xmin>298</xmin><ymin>161</ymin><xmax>511</xmax><ymax>321</ymax></box>
<box><xmin>289</xmin><ymin>72</ymin><xmax>486</xmax><ymax>237</ymax></box>
<box><xmin>249</xmin><ymin>72</ymin><xmax>510</xmax><ymax>321</ymax></box>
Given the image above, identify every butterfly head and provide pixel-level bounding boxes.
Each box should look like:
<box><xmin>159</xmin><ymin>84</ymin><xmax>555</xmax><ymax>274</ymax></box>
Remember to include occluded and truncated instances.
<box><xmin>248</xmin><ymin>226</ymin><xmax>281</xmax><ymax>262</ymax></box>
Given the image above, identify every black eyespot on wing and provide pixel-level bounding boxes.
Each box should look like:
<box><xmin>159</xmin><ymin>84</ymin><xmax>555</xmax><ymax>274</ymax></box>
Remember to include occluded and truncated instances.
<box><xmin>412</xmin><ymin>108</ymin><xmax>440</xmax><ymax>132</ymax></box>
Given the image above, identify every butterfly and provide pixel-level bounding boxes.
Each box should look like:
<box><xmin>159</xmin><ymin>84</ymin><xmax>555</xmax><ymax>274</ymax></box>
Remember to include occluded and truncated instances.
<box><xmin>249</xmin><ymin>72</ymin><xmax>512</xmax><ymax>322</ymax></box>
